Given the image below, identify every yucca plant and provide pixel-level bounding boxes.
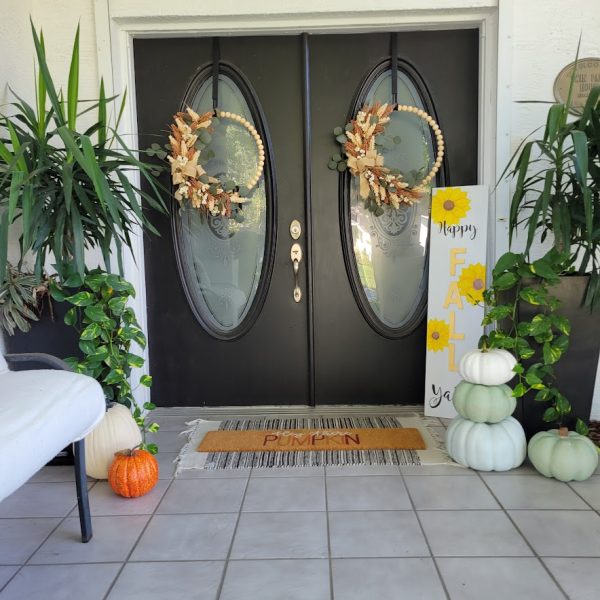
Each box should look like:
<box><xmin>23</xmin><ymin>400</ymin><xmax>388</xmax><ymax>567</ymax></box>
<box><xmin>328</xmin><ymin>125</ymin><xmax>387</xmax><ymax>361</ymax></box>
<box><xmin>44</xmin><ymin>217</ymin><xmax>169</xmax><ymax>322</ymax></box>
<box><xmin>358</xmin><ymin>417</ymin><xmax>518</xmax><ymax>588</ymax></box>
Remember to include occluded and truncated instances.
<box><xmin>507</xmin><ymin>81</ymin><xmax>600</xmax><ymax>308</ymax></box>
<box><xmin>0</xmin><ymin>21</ymin><xmax>166</xmax><ymax>287</ymax></box>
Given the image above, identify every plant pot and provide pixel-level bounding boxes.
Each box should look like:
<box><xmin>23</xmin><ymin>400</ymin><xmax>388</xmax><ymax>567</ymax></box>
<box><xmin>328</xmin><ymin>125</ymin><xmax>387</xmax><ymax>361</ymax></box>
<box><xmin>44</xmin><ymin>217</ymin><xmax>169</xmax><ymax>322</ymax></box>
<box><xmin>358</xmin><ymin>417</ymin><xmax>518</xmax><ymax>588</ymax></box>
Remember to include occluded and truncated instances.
<box><xmin>4</xmin><ymin>297</ymin><xmax>81</xmax><ymax>465</ymax></box>
<box><xmin>3</xmin><ymin>297</ymin><xmax>80</xmax><ymax>360</ymax></box>
<box><xmin>514</xmin><ymin>275</ymin><xmax>600</xmax><ymax>438</ymax></box>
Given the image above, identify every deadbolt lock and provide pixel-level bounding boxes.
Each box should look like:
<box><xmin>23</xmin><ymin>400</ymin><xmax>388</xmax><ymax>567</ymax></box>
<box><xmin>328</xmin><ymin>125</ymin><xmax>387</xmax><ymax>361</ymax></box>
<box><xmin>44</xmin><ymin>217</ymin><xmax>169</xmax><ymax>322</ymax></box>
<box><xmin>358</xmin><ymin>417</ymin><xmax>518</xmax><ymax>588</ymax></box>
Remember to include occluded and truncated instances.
<box><xmin>290</xmin><ymin>219</ymin><xmax>302</xmax><ymax>240</ymax></box>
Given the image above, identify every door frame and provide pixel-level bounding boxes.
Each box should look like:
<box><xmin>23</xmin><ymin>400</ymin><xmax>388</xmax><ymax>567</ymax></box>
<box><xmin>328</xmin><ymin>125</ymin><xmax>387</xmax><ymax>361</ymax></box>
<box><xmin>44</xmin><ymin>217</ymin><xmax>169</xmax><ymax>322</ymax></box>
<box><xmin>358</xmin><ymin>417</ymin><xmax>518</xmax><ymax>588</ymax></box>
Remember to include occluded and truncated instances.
<box><xmin>93</xmin><ymin>0</ymin><xmax>504</xmax><ymax>407</ymax></box>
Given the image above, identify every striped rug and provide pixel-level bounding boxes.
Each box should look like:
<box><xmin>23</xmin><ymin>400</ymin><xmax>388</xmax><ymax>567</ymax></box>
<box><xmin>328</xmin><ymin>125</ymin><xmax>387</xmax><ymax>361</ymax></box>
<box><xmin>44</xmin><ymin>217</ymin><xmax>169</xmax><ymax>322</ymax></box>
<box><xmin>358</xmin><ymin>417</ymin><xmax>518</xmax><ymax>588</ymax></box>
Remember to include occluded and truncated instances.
<box><xmin>175</xmin><ymin>414</ymin><xmax>452</xmax><ymax>473</ymax></box>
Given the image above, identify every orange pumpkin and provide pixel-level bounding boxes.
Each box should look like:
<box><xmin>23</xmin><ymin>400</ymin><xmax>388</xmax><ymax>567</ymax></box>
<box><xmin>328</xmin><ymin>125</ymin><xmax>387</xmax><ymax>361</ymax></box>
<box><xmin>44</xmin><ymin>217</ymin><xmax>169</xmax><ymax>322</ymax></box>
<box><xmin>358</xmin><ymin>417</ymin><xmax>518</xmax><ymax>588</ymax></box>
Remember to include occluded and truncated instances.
<box><xmin>108</xmin><ymin>449</ymin><xmax>159</xmax><ymax>498</ymax></box>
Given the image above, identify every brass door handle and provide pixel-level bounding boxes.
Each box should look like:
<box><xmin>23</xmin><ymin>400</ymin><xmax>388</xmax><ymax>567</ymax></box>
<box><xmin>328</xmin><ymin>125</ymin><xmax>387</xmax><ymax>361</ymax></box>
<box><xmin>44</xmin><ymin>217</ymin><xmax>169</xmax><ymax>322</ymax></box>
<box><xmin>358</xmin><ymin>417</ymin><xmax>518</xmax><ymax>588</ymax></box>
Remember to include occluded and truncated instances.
<box><xmin>291</xmin><ymin>243</ymin><xmax>303</xmax><ymax>302</ymax></box>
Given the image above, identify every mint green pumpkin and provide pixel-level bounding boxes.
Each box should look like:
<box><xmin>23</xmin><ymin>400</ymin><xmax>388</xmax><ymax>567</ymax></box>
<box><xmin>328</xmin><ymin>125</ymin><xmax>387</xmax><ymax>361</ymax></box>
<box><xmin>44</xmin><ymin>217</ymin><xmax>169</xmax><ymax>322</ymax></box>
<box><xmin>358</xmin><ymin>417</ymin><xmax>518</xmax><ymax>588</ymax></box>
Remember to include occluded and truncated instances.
<box><xmin>452</xmin><ymin>380</ymin><xmax>516</xmax><ymax>423</ymax></box>
<box><xmin>528</xmin><ymin>427</ymin><xmax>599</xmax><ymax>482</ymax></box>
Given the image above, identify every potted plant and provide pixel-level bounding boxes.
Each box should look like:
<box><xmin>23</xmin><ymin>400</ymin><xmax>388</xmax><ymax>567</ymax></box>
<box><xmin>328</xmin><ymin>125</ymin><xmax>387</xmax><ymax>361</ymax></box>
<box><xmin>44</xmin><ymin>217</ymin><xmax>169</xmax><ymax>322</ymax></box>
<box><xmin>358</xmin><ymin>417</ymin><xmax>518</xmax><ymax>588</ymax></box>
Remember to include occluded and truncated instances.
<box><xmin>498</xmin><ymin>80</ymin><xmax>600</xmax><ymax>434</ymax></box>
<box><xmin>51</xmin><ymin>268</ymin><xmax>160</xmax><ymax>478</ymax></box>
<box><xmin>0</xmin><ymin>22</ymin><xmax>166</xmax><ymax>356</ymax></box>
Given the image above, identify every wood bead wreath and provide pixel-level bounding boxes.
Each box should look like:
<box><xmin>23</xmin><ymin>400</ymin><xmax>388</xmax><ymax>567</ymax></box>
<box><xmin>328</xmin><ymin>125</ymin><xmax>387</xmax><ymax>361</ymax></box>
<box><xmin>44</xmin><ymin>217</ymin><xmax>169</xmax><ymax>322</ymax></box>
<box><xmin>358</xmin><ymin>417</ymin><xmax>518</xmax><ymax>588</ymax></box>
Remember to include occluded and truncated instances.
<box><xmin>329</xmin><ymin>102</ymin><xmax>444</xmax><ymax>213</ymax></box>
<box><xmin>168</xmin><ymin>107</ymin><xmax>265</xmax><ymax>217</ymax></box>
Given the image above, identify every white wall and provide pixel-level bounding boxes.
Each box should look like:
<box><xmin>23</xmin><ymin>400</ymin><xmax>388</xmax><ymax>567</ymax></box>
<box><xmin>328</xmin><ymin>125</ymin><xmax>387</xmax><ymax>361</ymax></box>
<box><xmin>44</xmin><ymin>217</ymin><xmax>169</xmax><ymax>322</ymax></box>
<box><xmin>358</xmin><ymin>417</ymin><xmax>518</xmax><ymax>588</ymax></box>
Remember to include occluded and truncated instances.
<box><xmin>1</xmin><ymin>0</ymin><xmax>600</xmax><ymax>416</ymax></box>
<box><xmin>502</xmin><ymin>0</ymin><xmax>600</xmax><ymax>418</ymax></box>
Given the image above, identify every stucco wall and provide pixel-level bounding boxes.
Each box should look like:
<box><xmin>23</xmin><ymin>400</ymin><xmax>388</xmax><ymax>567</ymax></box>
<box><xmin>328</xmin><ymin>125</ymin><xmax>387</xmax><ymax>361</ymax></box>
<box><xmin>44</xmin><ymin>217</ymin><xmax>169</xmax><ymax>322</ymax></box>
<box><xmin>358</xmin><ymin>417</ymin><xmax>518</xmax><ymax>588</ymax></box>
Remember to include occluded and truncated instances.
<box><xmin>1</xmin><ymin>0</ymin><xmax>600</xmax><ymax>415</ymax></box>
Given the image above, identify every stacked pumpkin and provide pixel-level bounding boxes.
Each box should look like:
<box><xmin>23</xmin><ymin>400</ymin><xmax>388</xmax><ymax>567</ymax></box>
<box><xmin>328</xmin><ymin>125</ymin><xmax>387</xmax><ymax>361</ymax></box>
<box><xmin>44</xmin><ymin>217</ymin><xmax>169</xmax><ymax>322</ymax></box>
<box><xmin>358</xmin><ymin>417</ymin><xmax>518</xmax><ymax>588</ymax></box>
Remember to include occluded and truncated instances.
<box><xmin>85</xmin><ymin>403</ymin><xmax>159</xmax><ymax>498</ymax></box>
<box><xmin>446</xmin><ymin>348</ymin><xmax>527</xmax><ymax>471</ymax></box>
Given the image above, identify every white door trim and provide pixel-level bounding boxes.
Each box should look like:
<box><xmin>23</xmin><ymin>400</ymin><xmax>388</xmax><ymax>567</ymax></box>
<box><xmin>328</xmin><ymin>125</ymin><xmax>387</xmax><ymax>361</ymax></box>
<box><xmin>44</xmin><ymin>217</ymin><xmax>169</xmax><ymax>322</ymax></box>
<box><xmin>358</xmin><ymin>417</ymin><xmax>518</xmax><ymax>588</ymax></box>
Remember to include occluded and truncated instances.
<box><xmin>93</xmin><ymin>0</ymin><xmax>501</xmax><ymax>405</ymax></box>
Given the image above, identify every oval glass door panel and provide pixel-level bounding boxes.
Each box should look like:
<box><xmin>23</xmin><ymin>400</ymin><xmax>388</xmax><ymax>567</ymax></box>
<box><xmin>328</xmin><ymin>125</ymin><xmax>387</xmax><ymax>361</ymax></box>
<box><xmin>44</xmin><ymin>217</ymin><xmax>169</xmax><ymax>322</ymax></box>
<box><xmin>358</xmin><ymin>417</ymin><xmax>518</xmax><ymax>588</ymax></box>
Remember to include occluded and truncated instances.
<box><xmin>174</xmin><ymin>71</ymin><xmax>272</xmax><ymax>337</ymax></box>
<box><xmin>349</xmin><ymin>68</ymin><xmax>436</xmax><ymax>332</ymax></box>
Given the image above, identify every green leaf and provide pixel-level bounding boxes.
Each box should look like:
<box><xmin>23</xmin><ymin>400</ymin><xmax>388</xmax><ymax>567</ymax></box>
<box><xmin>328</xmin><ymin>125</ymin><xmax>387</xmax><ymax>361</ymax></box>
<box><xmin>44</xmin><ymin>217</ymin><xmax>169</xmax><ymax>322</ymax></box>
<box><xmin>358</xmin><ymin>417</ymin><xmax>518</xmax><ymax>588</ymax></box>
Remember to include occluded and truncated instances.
<box><xmin>534</xmin><ymin>388</ymin><xmax>550</xmax><ymax>402</ymax></box>
<box><xmin>529</xmin><ymin>314</ymin><xmax>551</xmax><ymax>336</ymax></box>
<box><xmin>84</xmin><ymin>304</ymin><xmax>107</xmax><ymax>322</ymax></box>
<box><xmin>108</xmin><ymin>296</ymin><xmax>127</xmax><ymax>315</ymax></box>
<box><xmin>525</xmin><ymin>371</ymin><xmax>543</xmax><ymax>387</ymax></box>
<box><xmin>531</xmin><ymin>258</ymin><xmax>560</xmax><ymax>281</ymax></box>
<box><xmin>493</xmin><ymin>252</ymin><xmax>521</xmax><ymax>276</ymax></box>
<box><xmin>328</xmin><ymin>160</ymin><xmax>338</xmax><ymax>170</ymax></box>
<box><xmin>65</xmin><ymin>291</ymin><xmax>95</xmax><ymax>306</ymax></box>
<box><xmin>512</xmin><ymin>363</ymin><xmax>524</xmax><ymax>375</ymax></box>
<box><xmin>67</xmin><ymin>24</ymin><xmax>80</xmax><ymax>130</ymax></box>
<box><xmin>555</xmin><ymin>393</ymin><xmax>571</xmax><ymax>415</ymax></box>
<box><xmin>493</xmin><ymin>272</ymin><xmax>519</xmax><ymax>290</ymax></box>
<box><xmin>576</xmin><ymin>418</ymin><xmax>590</xmax><ymax>436</ymax></box>
<box><xmin>79</xmin><ymin>340</ymin><xmax>98</xmax><ymax>355</ymax></box>
<box><xmin>333</xmin><ymin>126</ymin><xmax>344</xmax><ymax>136</ymax></box>
<box><xmin>126</xmin><ymin>353</ymin><xmax>144</xmax><ymax>368</ymax></box>
<box><xmin>512</xmin><ymin>383</ymin><xmax>528</xmax><ymax>398</ymax></box>
<box><xmin>140</xmin><ymin>374</ymin><xmax>153</xmax><ymax>387</ymax></box>
<box><xmin>519</xmin><ymin>286</ymin><xmax>547</xmax><ymax>306</ymax></box>
<box><xmin>80</xmin><ymin>322</ymin><xmax>102</xmax><ymax>340</ymax></box>
<box><xmin>550</xmin><ymin>314</ymin><xmax>570</xmax><ymax>335</ymax></box>
<box><xmin>145</xmin><ymin>443</ymin><xmax>158</xmax><ymax>455</ymax></box>
<box><xmin>64</xmin><ymin>307</ymin><xmax>78</xmax><ymax>327</ymax></box>
<box><xmin>336</xmin><ymin>134</ymin><xmax>348</xmax><ymax>144</ymax></box>
<box><xmin>543</xmin><ymin>341</ymin><xmax>562</xmax><ymax>365</ymax></box>
<box><xmin>542</xmin><ymin>406</ymin><xmax>559</xmax><ymax>422</ymax></box>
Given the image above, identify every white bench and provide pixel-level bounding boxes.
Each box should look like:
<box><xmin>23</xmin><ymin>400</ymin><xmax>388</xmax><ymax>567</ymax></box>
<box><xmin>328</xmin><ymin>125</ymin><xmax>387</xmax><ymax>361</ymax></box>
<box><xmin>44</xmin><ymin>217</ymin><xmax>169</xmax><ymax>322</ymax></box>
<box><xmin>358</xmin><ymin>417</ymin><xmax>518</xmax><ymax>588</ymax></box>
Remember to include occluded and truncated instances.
<box><xmin>0</xmin><ymin>353</ymin><xmax>105</xmax><ymax>542</ymax></box>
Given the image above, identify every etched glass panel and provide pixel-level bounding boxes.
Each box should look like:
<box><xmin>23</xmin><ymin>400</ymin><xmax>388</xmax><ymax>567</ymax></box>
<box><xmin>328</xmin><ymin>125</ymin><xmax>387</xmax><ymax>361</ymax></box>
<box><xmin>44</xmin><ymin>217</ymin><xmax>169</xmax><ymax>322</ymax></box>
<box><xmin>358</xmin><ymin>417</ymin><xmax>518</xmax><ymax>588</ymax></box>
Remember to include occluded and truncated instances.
<box><xmin>349</xmin><ymin>69</ymin><xmax>434</xmax><ymax>329</ymax></box>
<box><xmin>175</xmin><ymin>74</ymin><xmax>268</xmax><ymax>333</ymax></box>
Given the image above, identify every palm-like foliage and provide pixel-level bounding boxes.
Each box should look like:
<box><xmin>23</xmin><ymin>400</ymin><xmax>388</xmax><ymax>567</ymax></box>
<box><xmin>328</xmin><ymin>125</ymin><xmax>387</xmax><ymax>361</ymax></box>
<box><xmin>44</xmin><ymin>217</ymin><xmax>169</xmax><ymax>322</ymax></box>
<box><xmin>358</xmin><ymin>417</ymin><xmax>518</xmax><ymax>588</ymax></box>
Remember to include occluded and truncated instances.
<box><xmin>0</xmin><ymin>21</ymin><xmax>166</xmax><ymax>286</ymax></box>
<box><xmin>507</xmin><ymin>83</ymin><xmax>600</xmax><ymax>308</ymax></box>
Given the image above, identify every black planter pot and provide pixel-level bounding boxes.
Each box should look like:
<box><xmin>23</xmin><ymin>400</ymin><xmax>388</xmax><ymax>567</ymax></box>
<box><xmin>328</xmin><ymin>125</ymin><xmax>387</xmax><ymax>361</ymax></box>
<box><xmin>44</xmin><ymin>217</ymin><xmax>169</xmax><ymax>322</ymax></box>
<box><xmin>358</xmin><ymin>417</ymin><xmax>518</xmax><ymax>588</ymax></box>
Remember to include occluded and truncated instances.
<box><xmin>4</xmin><ymin>298</ymin><xmax>80</xmax><ymax>360</ymax></box>
<box><xmin>513</xmin><ymin>275</ymin><xmax>600</xmax><ymax>438</ymax></box>
<box><xmin>3</xmin><ymin>298</ymin><xmax>81</xmax><ymax>465</ymax></box>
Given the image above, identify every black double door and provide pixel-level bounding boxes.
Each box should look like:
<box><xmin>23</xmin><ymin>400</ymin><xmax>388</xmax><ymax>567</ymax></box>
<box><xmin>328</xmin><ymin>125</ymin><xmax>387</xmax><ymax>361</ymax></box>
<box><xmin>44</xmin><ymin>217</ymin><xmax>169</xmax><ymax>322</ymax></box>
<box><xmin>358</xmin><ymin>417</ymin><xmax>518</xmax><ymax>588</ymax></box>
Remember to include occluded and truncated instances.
<box><xmin>134</xmin><ymin>31</ymin><xmax>478</xmax><ymax>407</ymax></box>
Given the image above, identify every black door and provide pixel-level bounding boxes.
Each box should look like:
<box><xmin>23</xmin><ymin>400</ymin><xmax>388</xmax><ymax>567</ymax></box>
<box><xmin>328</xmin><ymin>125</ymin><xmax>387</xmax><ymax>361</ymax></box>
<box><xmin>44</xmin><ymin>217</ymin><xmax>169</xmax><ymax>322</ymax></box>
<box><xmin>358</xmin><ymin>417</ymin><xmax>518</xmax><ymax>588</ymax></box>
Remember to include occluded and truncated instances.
<box><xmin>134</xmin><ymin>31</ymin><xmax>478</xmax><ymax>407</ymax></box>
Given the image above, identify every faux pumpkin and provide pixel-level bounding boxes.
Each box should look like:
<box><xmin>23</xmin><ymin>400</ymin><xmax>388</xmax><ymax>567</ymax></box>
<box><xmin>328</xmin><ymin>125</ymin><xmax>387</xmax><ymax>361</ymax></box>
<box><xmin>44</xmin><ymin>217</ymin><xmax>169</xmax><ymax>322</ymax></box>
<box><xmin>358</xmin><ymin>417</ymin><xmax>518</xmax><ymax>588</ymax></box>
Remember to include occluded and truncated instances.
<box><xmin>85</xmin><ymin>403</ymin><xmax>142</xmax><ymax>479</ymax></box>
<box><xmin>458</xmin><ymin>348</ymin><xmax>517</xmax><ymax>386</ymax></box>
<box><xmin>528</xmin><ymin>427</ymin><xmax>599</xmax><ymax>482</ymax></box>
<box><xmin>446</xmin><ymin>416</ymin><xmax>526</xmax><ymax>471</ymax></box>
<box><xmin>108</xmin><ymin>449</ymin><xmax>159</xmax><ymax>498</ymax></box>
<box><xmin>452</xmin><ymin>380</ymin><xmax>516</xmax><ymax>423</ymax></box>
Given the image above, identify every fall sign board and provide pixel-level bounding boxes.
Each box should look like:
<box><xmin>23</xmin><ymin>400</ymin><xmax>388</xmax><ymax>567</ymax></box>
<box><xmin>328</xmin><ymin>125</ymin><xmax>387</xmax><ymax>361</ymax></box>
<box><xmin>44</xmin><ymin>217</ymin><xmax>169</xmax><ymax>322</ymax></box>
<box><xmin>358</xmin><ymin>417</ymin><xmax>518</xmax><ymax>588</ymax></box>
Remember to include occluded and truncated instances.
<box><xmin>424</xmin><ymin>185</ymin><xmax>489</xmax><ymax>418</ymax></box>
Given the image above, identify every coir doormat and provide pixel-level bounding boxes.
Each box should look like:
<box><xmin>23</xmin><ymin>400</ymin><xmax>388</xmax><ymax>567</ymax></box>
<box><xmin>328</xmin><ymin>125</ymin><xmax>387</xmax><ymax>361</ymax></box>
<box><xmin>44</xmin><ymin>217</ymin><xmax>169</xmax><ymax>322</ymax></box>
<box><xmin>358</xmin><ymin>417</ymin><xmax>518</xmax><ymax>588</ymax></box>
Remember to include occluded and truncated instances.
<box><xmin>198</xmin><ymin>427</ymin><xmax>425</xmax><ymax>453</ymax></box>
<box><xmin>175</xmin><ymin>414</ymin><xmax>456</xmax><ymax>472</ymax></box>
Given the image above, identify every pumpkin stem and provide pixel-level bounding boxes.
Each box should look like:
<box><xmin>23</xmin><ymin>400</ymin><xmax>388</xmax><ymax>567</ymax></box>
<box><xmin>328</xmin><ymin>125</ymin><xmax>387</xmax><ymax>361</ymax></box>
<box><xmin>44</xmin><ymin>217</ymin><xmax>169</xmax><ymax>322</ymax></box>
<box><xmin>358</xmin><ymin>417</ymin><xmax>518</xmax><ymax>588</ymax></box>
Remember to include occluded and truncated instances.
<box><xmin>559</xmin><ymin>426</ymin><xmax>569</xmax><ymax>437</ymax></box>
<box><xmin>114</xmin><ymin>448</ymin><xmax>138</xmax><ymax>457</ymax></box>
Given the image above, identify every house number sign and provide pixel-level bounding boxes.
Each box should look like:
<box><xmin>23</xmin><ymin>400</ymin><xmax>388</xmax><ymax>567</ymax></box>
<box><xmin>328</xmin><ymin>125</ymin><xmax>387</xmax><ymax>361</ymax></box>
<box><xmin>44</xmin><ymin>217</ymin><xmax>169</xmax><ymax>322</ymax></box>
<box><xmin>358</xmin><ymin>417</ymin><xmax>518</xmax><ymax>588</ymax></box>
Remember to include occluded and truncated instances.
<box><xmin>554</xmin><ymin>58</ymin><xmax>600</xmax><ymax>115</ymax></box>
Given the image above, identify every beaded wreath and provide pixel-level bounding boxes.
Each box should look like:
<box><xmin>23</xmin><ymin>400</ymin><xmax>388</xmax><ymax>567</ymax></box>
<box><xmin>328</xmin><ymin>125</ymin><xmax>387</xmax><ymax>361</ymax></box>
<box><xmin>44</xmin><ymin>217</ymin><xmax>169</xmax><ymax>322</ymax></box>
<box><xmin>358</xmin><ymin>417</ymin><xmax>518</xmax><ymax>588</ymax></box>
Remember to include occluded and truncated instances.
<box><xmin>168</xmin><ymin>107</ymin><xmax>265</xmax><ymax>217</ymax></box>
<box><xmin>329</xmin><ymin>102</ymin><xmax>444</xmax><ymax>213</ymax></box>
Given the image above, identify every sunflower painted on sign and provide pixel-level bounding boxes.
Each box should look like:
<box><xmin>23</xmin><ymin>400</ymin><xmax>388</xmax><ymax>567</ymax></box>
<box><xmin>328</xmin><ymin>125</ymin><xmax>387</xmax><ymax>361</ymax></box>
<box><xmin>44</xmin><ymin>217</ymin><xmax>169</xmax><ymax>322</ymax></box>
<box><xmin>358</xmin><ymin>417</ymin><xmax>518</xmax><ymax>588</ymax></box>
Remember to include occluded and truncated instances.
<box><xmin>426</xmin><ymin>319</ymin><xmax>450</xmax><ymax>352</ymax></box>
<box><xmin>458</xmin><ymin>263</ymin><xmax>486</xmax><ymax>305</ymax></box>
<box><xmin>431</xmin><ymin>187</ymin><xmax>471</xmax><ymax>226</ymax></box>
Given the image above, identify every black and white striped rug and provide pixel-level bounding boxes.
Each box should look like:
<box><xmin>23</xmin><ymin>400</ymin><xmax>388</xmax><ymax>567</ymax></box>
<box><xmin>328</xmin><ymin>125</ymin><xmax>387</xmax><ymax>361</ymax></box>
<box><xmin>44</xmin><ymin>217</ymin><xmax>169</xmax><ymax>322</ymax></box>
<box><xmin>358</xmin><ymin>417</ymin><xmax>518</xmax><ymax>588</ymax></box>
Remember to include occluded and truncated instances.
<box><xmin>175</xmin><ymin>414</ymin><xmax>451</xmax><ymax>472</ymax></box>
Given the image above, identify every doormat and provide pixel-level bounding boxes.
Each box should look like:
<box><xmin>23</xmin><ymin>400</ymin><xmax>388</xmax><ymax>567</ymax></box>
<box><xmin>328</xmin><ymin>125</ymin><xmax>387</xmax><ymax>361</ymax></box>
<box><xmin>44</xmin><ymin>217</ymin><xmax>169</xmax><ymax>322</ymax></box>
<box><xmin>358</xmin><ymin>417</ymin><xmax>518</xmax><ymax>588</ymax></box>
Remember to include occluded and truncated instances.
<box><xmin>175</xmin><ymin>414</ymin><xmax>455</xmax><ymax>473</ymax></box>
<box><xmin>198</xmin><ymin>427</ymin><xmax>425</xmax><ymax>453</ymax></box>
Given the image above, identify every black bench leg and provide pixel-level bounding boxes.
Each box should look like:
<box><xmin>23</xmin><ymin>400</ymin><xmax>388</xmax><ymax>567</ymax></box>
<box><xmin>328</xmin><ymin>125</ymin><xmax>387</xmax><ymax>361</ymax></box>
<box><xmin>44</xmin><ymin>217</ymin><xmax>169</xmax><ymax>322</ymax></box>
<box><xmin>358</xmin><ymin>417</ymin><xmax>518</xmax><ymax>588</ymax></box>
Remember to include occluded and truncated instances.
<box><xmin>73</xmin><ymin>440</ymin><xmax>93</xmax><ymax>543</ymax></box>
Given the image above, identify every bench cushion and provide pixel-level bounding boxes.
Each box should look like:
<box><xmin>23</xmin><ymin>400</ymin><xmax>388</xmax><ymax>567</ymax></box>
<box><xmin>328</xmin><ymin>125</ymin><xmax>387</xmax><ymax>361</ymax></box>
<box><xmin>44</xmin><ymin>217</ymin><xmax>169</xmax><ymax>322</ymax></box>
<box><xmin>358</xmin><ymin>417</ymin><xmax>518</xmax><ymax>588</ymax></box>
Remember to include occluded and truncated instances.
<box><xmin>0</xmin><ymin>369</ymin><xmax>106</xmax><ymax>501</ymax></box>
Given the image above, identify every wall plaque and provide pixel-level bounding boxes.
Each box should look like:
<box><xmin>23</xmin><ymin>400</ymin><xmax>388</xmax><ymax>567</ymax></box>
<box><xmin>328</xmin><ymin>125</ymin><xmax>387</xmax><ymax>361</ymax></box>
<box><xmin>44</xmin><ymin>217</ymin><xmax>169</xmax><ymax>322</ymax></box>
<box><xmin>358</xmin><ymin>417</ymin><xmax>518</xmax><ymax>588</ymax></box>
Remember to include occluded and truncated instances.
<box><xmin>554</xmin><ymin>58</ymin><xmax>600</xmax><ymax>115</ymax></box>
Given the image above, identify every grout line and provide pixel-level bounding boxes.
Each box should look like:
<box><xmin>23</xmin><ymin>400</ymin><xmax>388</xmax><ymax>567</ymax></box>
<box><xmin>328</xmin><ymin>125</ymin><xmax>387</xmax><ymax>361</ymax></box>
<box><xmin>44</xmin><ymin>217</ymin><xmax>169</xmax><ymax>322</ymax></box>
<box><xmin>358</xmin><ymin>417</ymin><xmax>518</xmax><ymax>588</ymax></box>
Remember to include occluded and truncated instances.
<box><xmin>475</xmin><ymin>471</ymin><xmax>570</xmax><ymax>599</ymax></box>
<box><xmin>398</xmin><ymin>465</ymin><xmax>451</xmax><ymax>600</ymax></box>
<box><xmin>213</xmin><ymin>469</ymin><xmax>253</xmax><ymax>600</ymax></box>
<box><xmin>324</xmin><ymin>465</ymin><xmax>335</xmax><ymax>600</ymax></box>
<box><xmin>101</xmin><ymin>477</ymin><xmax>177</xmax><ymax>600</ymax></box>
<box><xmin>0</xmin><ymin>480</ymin><xmax>98</xmax><ymax>594</ymax></box>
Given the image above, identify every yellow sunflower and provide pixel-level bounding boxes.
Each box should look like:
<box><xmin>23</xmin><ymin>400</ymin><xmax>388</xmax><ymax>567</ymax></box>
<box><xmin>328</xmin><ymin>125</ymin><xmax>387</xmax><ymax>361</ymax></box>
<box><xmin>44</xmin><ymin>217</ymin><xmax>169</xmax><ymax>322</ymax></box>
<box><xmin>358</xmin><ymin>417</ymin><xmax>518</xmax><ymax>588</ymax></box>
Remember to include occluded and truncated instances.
<box><xmin>427</xmin><ymin>319</ymin><xmax>450</xmax><ymax>352</ymax></box>
<box><xmin>458</xmin><ymin>263</ymin><xmax>486</xmax><ymax>305</ymax></box>
<box><xmin>431</xmin><ymin>187</ymin><xmax>471</xmax><ymax>226</ymax></box>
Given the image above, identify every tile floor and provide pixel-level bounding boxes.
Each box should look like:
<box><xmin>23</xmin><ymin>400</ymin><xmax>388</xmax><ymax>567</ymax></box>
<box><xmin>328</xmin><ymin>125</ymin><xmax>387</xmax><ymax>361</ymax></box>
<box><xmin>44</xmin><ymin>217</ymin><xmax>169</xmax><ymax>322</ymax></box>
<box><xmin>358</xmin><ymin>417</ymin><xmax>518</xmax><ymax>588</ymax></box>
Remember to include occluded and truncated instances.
<box><xmin>1</xmin><ymin>415</ymin><xmax>600</xmax><ymax>599</ymax></box>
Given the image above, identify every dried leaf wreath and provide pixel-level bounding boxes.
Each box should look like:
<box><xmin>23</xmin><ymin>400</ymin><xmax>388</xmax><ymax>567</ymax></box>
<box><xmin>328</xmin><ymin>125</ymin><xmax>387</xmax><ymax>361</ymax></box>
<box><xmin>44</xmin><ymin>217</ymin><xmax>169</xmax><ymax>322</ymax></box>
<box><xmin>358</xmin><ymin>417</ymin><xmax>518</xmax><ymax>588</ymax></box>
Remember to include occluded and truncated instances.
<box><xmin>329</xmin><ymin>103</ymin><xmax>444</xmax><ymax>215</ymax></box>
<box><xmin>168</xmin><ymin>107</ymin><xmax>265</xmax><ymax>217</ymax></box>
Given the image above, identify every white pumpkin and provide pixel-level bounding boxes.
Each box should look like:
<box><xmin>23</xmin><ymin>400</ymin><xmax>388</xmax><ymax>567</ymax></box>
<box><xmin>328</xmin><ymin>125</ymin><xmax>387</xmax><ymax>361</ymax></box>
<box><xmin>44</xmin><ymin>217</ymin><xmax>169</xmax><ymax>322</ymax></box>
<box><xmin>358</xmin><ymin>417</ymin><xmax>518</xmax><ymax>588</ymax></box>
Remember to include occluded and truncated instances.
<box><xmin>528</xmin><ymin>427</ymin><xmax>599</xmax><ymax>482</ymax></box>
<box><xmin>85</xmin><ymin>403</ymin><xmax>142</xmax><ymax>479</ymax></box>
<box><xmin>446</xmin><ymin>416</ymin><xmax>526</xmax><ymax>471</ymax></box>
<box><xmin>452</xmin><ymin>380</ymin><xmax>516</xmax><ymax>423</ymax></box>
<box><xmin>459</xmin><ymin>348</ymin><xmax>517</xmax><ymax>386</ymax></box>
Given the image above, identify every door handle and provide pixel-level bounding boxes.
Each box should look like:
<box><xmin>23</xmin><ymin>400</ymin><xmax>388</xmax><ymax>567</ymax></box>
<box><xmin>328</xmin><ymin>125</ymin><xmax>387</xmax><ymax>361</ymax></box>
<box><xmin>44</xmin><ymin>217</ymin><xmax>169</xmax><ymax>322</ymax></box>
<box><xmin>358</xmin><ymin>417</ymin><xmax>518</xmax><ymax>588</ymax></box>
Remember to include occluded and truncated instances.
<box><xmin>291</xmin><ymin>243</ymin><xmax>303</xmax><ymax>303</ymax></box>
